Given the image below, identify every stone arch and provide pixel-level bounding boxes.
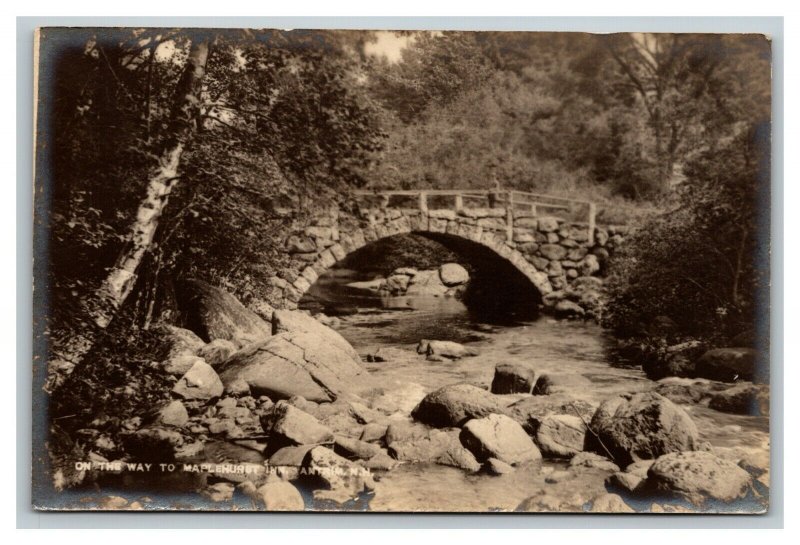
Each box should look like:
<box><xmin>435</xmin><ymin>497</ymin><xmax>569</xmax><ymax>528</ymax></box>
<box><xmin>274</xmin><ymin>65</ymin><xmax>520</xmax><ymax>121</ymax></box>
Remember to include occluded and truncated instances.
<box><xmin>286</xmin><ymin>211</ymin><xmax>553</xmax><ymax>308</ymax></box>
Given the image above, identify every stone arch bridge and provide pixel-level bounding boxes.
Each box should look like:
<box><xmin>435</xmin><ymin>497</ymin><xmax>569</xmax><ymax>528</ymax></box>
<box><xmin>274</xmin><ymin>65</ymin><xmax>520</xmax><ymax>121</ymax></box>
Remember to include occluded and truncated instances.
<box><xmin>267</xmin><ymin>189</ymin><xmax>627</xmax><ymax>311</ymax></box>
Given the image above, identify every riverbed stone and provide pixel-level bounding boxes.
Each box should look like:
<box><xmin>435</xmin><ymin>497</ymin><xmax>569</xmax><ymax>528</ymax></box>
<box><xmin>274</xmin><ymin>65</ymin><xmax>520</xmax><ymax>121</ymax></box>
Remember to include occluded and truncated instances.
<box><xmin>417</xmin><ymin>340</ymin><xmax>479</xmax><ymax>360</ymax></box>
<box><xmin>535</xmin><ymin>414</ymin><xmax>586</xmax><ymax>458</ymax></box>
<box><xmin>490</xmin><ymin>363</ymin><xmax>536</xmax><ymax>394</ymax></box>
<box><xmin>366</xmin><ymin>346</ymin><xmax>414</xmax><ymax>363</ymax></box>
<box><xmin>644</xmin><ymin>451</ymin><xmax>753</xmax><ymax>505</ymax></box>
<box><xmin>589</xmin><ymin>493</ymin><xmax>635</xmax><ymax>513</ymax></box>
<box><xmin>588</xmin><ymin>392</ymin><xmax>699</xmax><ymax>467</ymax></box>
<box><xmin>360</xmin><ymin>423</ymin><xmax>388</xmax><ymax>443</ymax></box>
<box><xmin>269</xmin><ymin>445</ymin><xmax>317</xmax><ymax>467</ymax></box>
<box><xmin>173</xmin><ymin>361</ymin><xmax>224</xmax><ymax>401</ymax></box>
<box><xmin>272</xmin><ymin>309</ymin><xmax>361</xmax><ymax>362</ymax></box>
<box><xmin>384</xmin><ymin>421</ymin><xmax>468</xmax><ymax>468</ymax></box>
<box><xmin>197</xmin><ymin>339</ymin><xmax>237</xmax><ymax>366</ymax></box>
<box><xmin>695</xmin><ymin>348</ymin><xmax>760</xmax><ymax>383</ymax></box>
<box><xmin>569</xmin><ymin>452</ymin><xmax>620</xmax><ymax>472</ymax></box>
<box><xmin>507</xmin><ymin>396</ymin><xmax>597</xmax><ymax>435</ymax></box>
<box><xmin>156</xmin><ymin>400</ymin><xmax>189</xmax><ymax>428</ymax></box>
<box><xmin>334</xmin><ymin>436</ymin><xmax>384</xmax><ymax>460</ymax></box>
<box><xmin>606</xmin><ymin>471</ymin><xmax>646</xmax><ymax>493</ymax></box>
<box><xmin>155</xmin><ymin>324</ymin><xmax>205</xmax><ymax>369</ymax></box>
<box><xmin>460</xmin><ymin>413</ymin><xmax>542</xmax><ymax>465</ymax></box>
<box><xmin>405</xmin><ymin>269</ymin><xmax>450</xmax><ymax>296</ymax></box>
<box><xmin>385</xmin><ymin>274</ymin><xmax>410</xmax><ymax>293</ymax></box>
<box><xmin>302</xmin><ymin>446</ymin><xmax>371</xmax><ymax>503</ymax></box>
<box><xmin>553</xmin><ymin>300</ymin><xmax>585</xmax><ymax>319</ymax></box>
<box><xmin>176</xmin><ymin>279</ymin><xmax>273</xmax><ymax>346</ymax></box>
<box><xmin>485</xmin><ymin>457</ymin><xmax>515</xmax><ymax>475</ymax></box>
<box><xmin>260</xmin><ymin>400</ymin><xmax>334</xmax><ymax>451</ymax></box>
<box><xmin>257</xmin><ymin>478</ymin><xmax>305</xmax><ymax>511</ymax></box>
<box><xmin>439</xmin><ymin>263</ymin><xmax>470</xmax><ymax>286</ymax></box>
<box><xmin>708</xmin><ymin>384</ymin><xmax>769</xmax><ymax>416</ymax></box>
<box><xmin>411</xmin><ymin>383</ymin><xmax>507</xmax><ymax>428</ymax></box>
<box><xmin>364</xmin><ymin>452</ymin><xmax>399</xmax><ymax>471</ymax></box>
<box><xmin>201</xmin><ymin>482</ymin><xmax>235</xmax><ymax>503</ymax></box>
<box><xmin>532</xmin><ymin>373</ymin><xmax>591</xmax><ymax>396</ymax></box>
<box><xmin>162</xmin><ymin>354</ymin><xmax>206</xmax><ymax>377</ymax></box>
<box><xmin>218</xmin><ymin>328</ymin><xmax>363</xmax><ymax>403</ymax></box>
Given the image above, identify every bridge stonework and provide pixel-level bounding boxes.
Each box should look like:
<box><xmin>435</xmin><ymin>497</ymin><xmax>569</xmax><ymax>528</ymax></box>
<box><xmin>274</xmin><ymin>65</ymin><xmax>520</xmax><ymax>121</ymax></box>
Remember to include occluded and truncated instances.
<box><xmin>265</xmin><ymin>198</ymin><xmax>627</xmax><ymax>313</ymax></box>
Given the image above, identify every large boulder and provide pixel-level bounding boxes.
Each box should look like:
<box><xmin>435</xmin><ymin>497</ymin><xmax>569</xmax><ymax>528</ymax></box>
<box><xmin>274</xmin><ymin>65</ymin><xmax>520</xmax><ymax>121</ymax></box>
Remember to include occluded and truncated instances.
<box><xmin>587</xmin><ymin>392</ymin><xmax>699</xmax><ymax>467</ymax></box>
<box><xmin>272</xmin><ymin>309</ymin><xmax>360</xmax><ymax>362</ymax></box>
<box><xmin>417</xmin><ymin>340</ymin><xmax>479</xmax><ymax>360</ymax></box>
<box><xmin>301</xmin><ymin>446</ymin><xmax>371</xmax><ymax>503</ymax></box>
<box><xmin>644</xmin><ymin>451</ymin><xmax>753</xmax><ymax>505</ymax></box>
<box><xmin>438</xmin><ymin>263</ymin><xmax>469</xmax><ymax>286</ymax></box>
<box><xmin>384</xmin><ymin>421</ymin><xmax>480</xmax><ymax>471</ymax></box>
<box><xmin>589</xmin><ymin>493</ymin><xmax>635</xmax><ymax>513</ymax></box>
<box><xmin>260</xmin><ymin>400</ymin><xmax>334</xmax><ymax>451</ymax></box>
<box><xmin>176</xmin><ymin>280</ymin><xmax>273</xmax><ymax>346</ymax></box>
<box><xmin>155</xmin><ymin>400</ymin><xmax>189</xmax><ymax>428</ymax></box>
<box><xmin>460</xmin><ymin>414</ymin><xmax>542</xmax><ymax>465</ymax></box>
<box><xmin>155</xmin><ymin>324</ymin><xmax>205</xmax><ymax>355</ymax></box>
<box><xmin>695</xmin><ymin>348</ymin><xmax>760</xmax><ymax>383</ymax></box>
<box><xmin>404</xmin><ymin>269</ymin><xmax>449</xmax><ymax>296</ymax></box>
<box><xmin>333</xmin><ymin>436</ymin><xmax>384</xmax><ymax>461</ymax></box>
<box><xmin>490</xmin><ymin>363</ymin><xmax>536</xmax><ymax>394</ymax></box>
<box><xmin>535</xmin><ymin>414</ymin><xmax>586</xmax><ymax>458</ymax></box>
<box><xmin>642</xmin><ymin>341</ymin><xmax>706</xmax><ymax>380</ymax></box>
<box><xmin>506</xmin><ymin>396</ymin><xmax>597</xmax><ymax>436</ymax></box>
<box><xmin>411</xmin><ymin>383</ymin><xmax>507</xmax><ymax>428</ymax></box>
<box><xmin>154</xmin><ymin>324</ymin><xmax>205</xmax><ymax>375</ymax></box>
<box><xmin>162</xmin><ymin>354</ymin><xmax>206</xmax><ymax>377</ymax></box>
<box><xmin>173</xmin><ymin>361</ymin><xmax>224</xmax><ymax>401</ymax></box>
<box><xmin>532</xmin><ymin>373</ymin><xmax>591</xmax><ymax>396</ymax></box>
<box><xmin>217</xmin><ymin>328</ymin><xmax>363</xmax><ymax>403</ymax></box>
<box><xmin>257</xmin><ymin>478</ymin><xmax>305</xmax><ymax>511</ymax></box>
<box><xmin>197</xmin><ymin>339</ymin><xmax>237</xmax><ymax>366</ymax></box>
<box><xmin>385</xmin><ymin>274</ymin><xmax>410</xmax><ymax>294</ymax></box>
<box><xmin>708</xmin><ymin>384</ymin><xmax>769</xmax><ymax>416</ymax></box>
<box><xmin>553</xmin><ymin>300</ymin><xmax>585</xmax><ymax>319</ymax></box>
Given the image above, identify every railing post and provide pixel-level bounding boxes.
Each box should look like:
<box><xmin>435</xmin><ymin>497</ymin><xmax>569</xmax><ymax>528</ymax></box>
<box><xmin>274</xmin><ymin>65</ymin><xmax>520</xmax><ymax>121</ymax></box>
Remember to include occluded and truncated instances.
<box><xmin>454</xmin><ymin>193</ymin><xmax>463</xmax><ymax>213</ymax></box>
<box><xmin>419</xmin><ymin>191</ymin><xmax>428</xmax><ymax>213</ymax></box>
<box><xmin>587</xmin><ymin>202</ymin><xmax>597</xmax><ymax>246</ymax></box>
<box><xmin>506</xmin><ymin>191</ymin><xmax>514</xmax><ymax>243</ymax></box>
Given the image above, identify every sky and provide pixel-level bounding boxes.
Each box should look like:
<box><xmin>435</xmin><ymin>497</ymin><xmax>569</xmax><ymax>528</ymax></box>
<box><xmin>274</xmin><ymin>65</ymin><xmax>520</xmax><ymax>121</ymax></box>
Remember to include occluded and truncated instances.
<box><xmin>363</xmin><ymin>31</ymin><xmax>416</xmax><ymax>63</ymax></box>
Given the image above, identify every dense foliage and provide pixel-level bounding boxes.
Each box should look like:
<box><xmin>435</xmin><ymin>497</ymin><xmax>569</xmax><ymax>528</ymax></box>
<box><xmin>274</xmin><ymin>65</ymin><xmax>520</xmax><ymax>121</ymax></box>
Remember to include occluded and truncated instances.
<box><xmin>40</xmin><ymin>28</ymin><xmax>771</xmax><ymax>363</ymax></box>
<box><xmin>603</xmin><ymin>124</ymin><xmax>770</xmax><ymax>345</ymax></box>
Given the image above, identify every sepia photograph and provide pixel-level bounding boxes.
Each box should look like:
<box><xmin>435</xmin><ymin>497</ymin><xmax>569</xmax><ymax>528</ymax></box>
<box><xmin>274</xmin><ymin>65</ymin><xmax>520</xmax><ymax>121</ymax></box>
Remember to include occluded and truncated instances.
<box><xmin>30</xmin><ymin>25</ymin><xmax>772</xmax><ymax>514</ymax></box>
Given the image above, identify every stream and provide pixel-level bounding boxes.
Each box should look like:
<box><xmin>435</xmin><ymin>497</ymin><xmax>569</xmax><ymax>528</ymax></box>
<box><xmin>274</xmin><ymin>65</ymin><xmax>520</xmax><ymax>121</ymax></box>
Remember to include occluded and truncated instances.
<box><xmin>297</xmin><ymin>269</ymin><xmax>771</xmax><ymax>512</ymax></box>
<box><xmin>71</xmin><ymin>269</ymin><xmax>769</xmax><ymax>513</ymax></box>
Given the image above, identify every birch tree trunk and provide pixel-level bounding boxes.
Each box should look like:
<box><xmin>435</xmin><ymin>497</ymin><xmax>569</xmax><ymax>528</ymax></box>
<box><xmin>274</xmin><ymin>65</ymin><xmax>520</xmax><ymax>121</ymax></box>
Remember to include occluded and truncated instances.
<box><xmin>47</xmin><ymin>37</ymin><xmax>211</xmax><ymax>388</ymax></box>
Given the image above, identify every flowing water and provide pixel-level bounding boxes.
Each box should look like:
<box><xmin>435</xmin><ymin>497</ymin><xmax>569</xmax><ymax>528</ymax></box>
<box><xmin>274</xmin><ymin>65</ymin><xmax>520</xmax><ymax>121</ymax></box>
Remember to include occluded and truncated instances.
<box><xmin>298</xmin><ymin>269</ymin><xmax>771</xmax><ymax>512</ymax></box>
<box><xmin>74</xmin><ymin>269</ymin><xmax>769</xmax><ymax>512</ymax></box>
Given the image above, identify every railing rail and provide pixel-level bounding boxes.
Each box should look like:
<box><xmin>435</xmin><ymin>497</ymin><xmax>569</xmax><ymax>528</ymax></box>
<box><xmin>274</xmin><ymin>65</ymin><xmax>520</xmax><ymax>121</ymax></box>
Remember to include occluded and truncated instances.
<box><xmin>351</xmin><ymin>188</ymin><xmax>599</xmax><ymax>245</ymax></box>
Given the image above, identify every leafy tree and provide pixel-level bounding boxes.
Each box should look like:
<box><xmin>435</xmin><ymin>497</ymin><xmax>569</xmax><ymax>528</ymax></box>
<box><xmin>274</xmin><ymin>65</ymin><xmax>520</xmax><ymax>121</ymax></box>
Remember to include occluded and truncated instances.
<box><xmin>42</xmin><ymin>28</ymin><xmax>384</xmax><ymax>385</ymax></box>
<box><xmin>603</xmin><ymin>122</ymin><xmax>770</xmax><ymax>344</ymax></box>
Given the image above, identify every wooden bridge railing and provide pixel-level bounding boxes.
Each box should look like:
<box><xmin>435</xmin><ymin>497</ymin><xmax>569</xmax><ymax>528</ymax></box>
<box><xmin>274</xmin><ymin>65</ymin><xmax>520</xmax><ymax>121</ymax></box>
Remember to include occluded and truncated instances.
<box><xmin>351</xmin><ymin>188</ymin><xmax>598</xmax><ymax>245</ymax></box>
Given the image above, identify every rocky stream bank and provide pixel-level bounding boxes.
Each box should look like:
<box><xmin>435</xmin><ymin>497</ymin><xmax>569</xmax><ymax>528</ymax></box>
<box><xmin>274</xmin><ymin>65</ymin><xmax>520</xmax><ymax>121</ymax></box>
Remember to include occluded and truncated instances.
<box><xmin>54</xmin><ymin>279</ymin><xmax>769</xmax><ymax>513</ymax></box>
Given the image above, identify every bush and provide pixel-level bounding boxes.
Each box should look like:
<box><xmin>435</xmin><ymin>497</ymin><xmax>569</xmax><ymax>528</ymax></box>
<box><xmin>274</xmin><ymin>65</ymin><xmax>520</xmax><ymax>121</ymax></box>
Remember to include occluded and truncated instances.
<box><xmin>603</xmin><ymin>124</ymin><xmax>770</xmax><ymax>346</ymax></box>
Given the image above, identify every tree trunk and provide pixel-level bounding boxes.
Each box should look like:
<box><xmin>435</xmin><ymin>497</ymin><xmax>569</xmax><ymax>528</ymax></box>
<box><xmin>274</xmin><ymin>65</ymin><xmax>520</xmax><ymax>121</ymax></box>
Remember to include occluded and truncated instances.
<box><xmin>46</xmin><ymin>37</ymin><xmax>212</xmax><ymax>389</ymax></box>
